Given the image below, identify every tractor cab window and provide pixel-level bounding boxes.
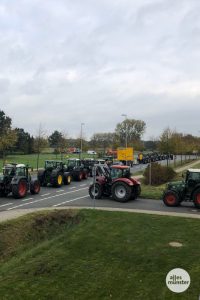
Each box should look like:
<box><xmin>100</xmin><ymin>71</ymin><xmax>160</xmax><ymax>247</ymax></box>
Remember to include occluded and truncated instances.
<box><xmin>45</xmin><ymin>161</ymin><xmax>54</xmax><ymax>169</ymax></box>
<box><xmin>111</xmin><ymin>168</ymin><xmax>123</xmax><ymax>179</ymax></box>
<box><xmin>16</xmin><ymin>167</ymin><xmax>25</xmax><ymax>176</ymax></box>
<box><xmin>187</xmin><ymin>172</ymin><xmax>200</xmax><ymax>182</ymax></box>
<box><xmin>3</xmin><ymin>167</ymin><xmax>15</xmax><ymax>176</ymax></box>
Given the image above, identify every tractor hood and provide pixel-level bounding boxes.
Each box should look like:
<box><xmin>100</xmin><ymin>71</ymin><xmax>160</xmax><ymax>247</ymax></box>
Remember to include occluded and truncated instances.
<box><xmin>166</xmin><ymin>180</ymin><xmax>185</xmax><ymax>191</ymax></box>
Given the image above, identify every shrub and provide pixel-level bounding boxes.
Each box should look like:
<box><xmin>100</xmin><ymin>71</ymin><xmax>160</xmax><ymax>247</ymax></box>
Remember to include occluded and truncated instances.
<box><xmin>143</xmin><ymin>162</ymin><xmax>176</xmax><ymax>186</ymax></box>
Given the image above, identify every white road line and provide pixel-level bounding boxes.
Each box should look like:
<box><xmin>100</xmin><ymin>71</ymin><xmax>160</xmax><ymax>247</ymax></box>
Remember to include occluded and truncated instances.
<box><xmin>41</xmin><ymin>193</ymin><xmax>51</xmax><ymax>197</ymax></box>
<box><xmin>69</xmin><ymin>187</ymin><xmax>76</xmax><ymax>189</ymax></box>
<box><xmin>22</xmin><ymin>198</ymin><xmax>34</xmax><ymax>202</ymax></box>
<box><xmin>7</xmin><ymin>187</ymin><xmax>88</xmax><ymax>210</ymax></box>
<box><xmin>53</xmin><ymin>195</ymin><xmax>88</xmax><ymax>207</ymax></box>
<box><xmin>56</xmin><ymin>189</ymin><xmax>65</xmax><ymax>193</ymax></box>
<box><xmin>80</xmin><ymin>184</ymin><xmax>87</xmax><ymax>187</ymax></box>
<box><xmin>0</xmin><ymin>202</ymin><xmax>13</xmax><ymax>208</ymax></box>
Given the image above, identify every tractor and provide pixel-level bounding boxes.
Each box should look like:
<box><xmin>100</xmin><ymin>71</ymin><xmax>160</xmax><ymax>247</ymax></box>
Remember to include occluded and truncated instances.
<box><xmin>163</xmin><ymin>168</ymin><xmax>200</xmax><ymax>208</ymax></box>
<box><xmin>37</xmin><ymin>160</ymin><xmax>71</xmax><ymax>187</ymax></box>
<box><xmin>0</xmin><ymin>163</ymin><xmax>40</xmax><ymax>199</ymax></box>
<box><xmin>64</xmin><ymin>159</ymin><xmax>88</xmax><ymax>181</ymax></box>
<box><xmin>89</xmin><ymin>165</ymin><xmax>141</xmax><ymax>202</ymax></box>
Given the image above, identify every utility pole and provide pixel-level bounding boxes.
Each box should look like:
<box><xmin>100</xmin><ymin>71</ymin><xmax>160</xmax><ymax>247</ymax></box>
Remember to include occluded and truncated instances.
<box><xmin>121</xmin><ymin>114</ymin><xmax>128</xmax><ymax>165</ymax></box>
<box><xmin>80</xmin><ymin>123</ymin><xmax>85</xmax><ymax>160</ymax></box>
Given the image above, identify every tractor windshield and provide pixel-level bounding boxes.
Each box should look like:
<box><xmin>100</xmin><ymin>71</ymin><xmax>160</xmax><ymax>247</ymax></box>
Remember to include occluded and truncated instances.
<box><xmin>3</xmin><ymin>167</ymin><xmax>15</xmax><ymax>176</ymax></box>
<box><xmin>111</xmin><ymin>168</ymin><xmax>123</xmax><ymax>179</ymax></box>
<box><xmin>16</xmin><ymin>167</ymin><xmax>26</xmax><ymax>176</ymax></box>
<box><xmin>65</xmin><ymin>160</ymin><xmax>77</xmax><ymax>167</ymax></box>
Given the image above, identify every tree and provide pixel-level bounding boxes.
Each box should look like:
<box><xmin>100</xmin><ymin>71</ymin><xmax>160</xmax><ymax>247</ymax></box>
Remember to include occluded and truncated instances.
<box><xmin>0</xmin><ymin>110</ymin><xmax>17</xmax><ymax>163</ymax></box>
<box><xmin>115</xmin><ymin>119</ymin><xmax>146</xmax><ymax>147</ymax></box>
<box><xmin>15</xmin><ymin>128</ymin><xmax>34</xmax><ymax>154</ymax></box>
<box><xmin>34</xmin><ymin>124</ymin><xmax>48</xmax><ymax>170</ymax></box>
<box><xmin>90</xmin><ymin>133</ymin><xmax>117</xmax><ymax>151</ymax></box>
<box><xmin>48</xmin><ymin>130</ymin><xmax>68</xmax><ymax>156</ymax></box>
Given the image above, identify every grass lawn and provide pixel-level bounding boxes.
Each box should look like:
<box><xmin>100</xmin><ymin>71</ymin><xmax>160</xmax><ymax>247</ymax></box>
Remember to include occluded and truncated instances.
<box><xmin>0</xmin><ymin>153</ymin><xmax>97</xmax><ymax>169</ymax></box>
<box><xmin>0</xmin><ymin>209</ymin><xmax>199</xmax><ymax>300</ymax></box>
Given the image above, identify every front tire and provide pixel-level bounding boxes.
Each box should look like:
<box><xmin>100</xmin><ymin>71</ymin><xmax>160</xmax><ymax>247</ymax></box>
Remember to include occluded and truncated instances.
<box><xmin>111</xmin><ymin>182</ymin><xmax>132</xmax><ymax>202</ymax></box>
<box><xmin>89</xmin><ymin>183</ymin><xmax>103</xmax><ymax>199</ymax></box>
<box><xmin>52</xmin><ymin>173</ymin><xmax>63</xmax><ymax>187</ymax></box>
<box><xmin>30</xmin><ymin>180</ymin><xmax>40</xmax><ymax>194</ymax></box>
<box><xmin>193</xmin><ymin>189</ymin><xmax>200</xmax><ymax>208</ymax></box>
<box><xmin>163</xmin><ymin>190</ymin><xmax>180</xmax><ymax>207</ymax></box>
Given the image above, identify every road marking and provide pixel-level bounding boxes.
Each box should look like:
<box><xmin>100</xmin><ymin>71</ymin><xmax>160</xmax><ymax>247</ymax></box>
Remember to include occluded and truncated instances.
<box><xmin>7</xmin><ymin>187</ymin><xmax>88</xmax><ymax>210</ymax></box>
<box><xmin>80</xmin><ymin>184</ymin><xmax>87</xmax><ymax>187</ymax></box>
<box><xmin>56</xmin><ymin>189</ymin><xmax>65</xmax><ymax>193</ymax></box>
<box><xmin>69</xmin><ymin>187</ymin><xmax>76</xmax><ymax>189</ymax></box>
<box><xmin>22</xmin><ymin>198</ymin><xmax>34</xmax><ymax>202</ymax></box>
<box><xmin>53</xmin><ymin>195</ymin><xmax>88</xmax><ymax>207</ymax></box>
<box><xmin>41</xmin><ymin>193</ymin><xmax>51</xmax><ymax>197</ymax></box>
<box><xmin>0</xmin><ymin>202</ymin><xmax>13</xmax><ymax>208</ymax></box>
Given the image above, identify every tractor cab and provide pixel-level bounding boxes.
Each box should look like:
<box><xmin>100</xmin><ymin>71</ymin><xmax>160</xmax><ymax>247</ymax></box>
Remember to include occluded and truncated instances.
<box><xmin>45</xmin><ymin>160</ymin><xmax>63</xmax><ymax>171</ymax></box>
<box><xmin>110</xmin><ymin>166</ymin><xmax>131</xmax><ymax>180</ymax></box>
<box><xmin>185</xmin><ymin>169</ymin><xmax>200</xmax><ymax>190</ymax></box>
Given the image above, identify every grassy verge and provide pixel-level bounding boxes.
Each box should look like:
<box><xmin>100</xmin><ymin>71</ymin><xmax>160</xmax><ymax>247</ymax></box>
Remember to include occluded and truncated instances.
<box><xmin>0</xmin><ymin>209</ymin><xmax>199</xmax><ymax>300</ymax></box>
<box><xmin>0</xmin><ymin>153</ymin><xmax>97</xmax><ymax>169</ymax></box>
<box><xmin>140</xmin><ymin>183</ymin><xmax>164</xmax><ymax>200</ymax></box>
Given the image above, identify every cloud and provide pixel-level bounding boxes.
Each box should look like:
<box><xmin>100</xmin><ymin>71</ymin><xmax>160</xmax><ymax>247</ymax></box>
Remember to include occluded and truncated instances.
<box><xmin>0</xmin><ymin>0</ymin><xmax>200</xmax><ymax>140</ymax></box>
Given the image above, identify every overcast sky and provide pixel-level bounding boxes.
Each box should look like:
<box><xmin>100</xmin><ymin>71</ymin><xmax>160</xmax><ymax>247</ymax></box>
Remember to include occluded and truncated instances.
<box><xmin>0</xmin><ymin>0</ymin><xmax>200</xmax><ymax>140</ymax></box>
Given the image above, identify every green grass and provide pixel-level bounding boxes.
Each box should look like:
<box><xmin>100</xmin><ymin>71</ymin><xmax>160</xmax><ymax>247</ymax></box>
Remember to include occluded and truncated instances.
<box><xmin>0</xmin><ymin>209</ymin><xmax>199</xmax><ymax>299</ymax></box>
<box><xmin>140</xmin><ymin>183</ymin><xmax>165</xmax><ymax>199</ymax></box>
<box><xmin>0</xmin><ymin>153</ymin><xmax>97</xmax><ymax>169</ymax></box>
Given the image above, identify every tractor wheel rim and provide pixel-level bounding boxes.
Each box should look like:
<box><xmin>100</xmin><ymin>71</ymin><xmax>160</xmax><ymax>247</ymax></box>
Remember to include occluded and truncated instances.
<box><xmin>196</xmin><ymin>193</ymin><xmax>200</xmax><ymax>204</ymax></box>
<box><xmin>115</xmin><ymin>185</ymin><xmax>126</xmax><ymax>199</ymax></box>
<box><xmin>58</xmin><ymin>175</ymin><xmax>62</xmax><ymax>185</ymax></box>
<box><xmin>166</xmin><ymin>194</ymin><xmax>176</xmax><ymax>204</ymax></box>
<box><xmin>19</xmin><ymin>182</ymin><xmax>26</xmax><ymax>196</ymax></box>
<box><xmin>68</xmin><ymin>176</ymin><xmax>71</xmax><ymax>183</ymax></box>
<box><xmin>79</xmin><ymin>174</ymin><xmax>83</xmax><ymax>180</ymax></box>
<box><xmin>34</xmin><ymin>183</ymin><xmax>40</xmax><ymax>193</ymax></box>
<box><xmin>91</xmin><ymin>186</ymin><xmax>99</xmax><ymax>196</ymax></box>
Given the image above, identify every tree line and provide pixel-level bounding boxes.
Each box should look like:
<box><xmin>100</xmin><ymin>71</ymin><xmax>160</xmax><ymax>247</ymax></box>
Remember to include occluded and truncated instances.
<box><xmin>0</xmin><ymin>110</ymin><xmax>200</xmax><ymax>161</ymax></box>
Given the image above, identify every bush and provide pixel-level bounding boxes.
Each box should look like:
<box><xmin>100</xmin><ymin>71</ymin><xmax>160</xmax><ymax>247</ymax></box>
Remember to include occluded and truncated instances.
<box><xmin>143</xmin><ymin>162</ymin><xmax>176</xmax><ymax>186</ymax></box>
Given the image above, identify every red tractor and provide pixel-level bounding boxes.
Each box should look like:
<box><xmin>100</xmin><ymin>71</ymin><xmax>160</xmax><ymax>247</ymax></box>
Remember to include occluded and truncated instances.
<box><xmin>89</xmin><ymin>165</ymin><xmax>141</xmax><ymax>202</ymax></box>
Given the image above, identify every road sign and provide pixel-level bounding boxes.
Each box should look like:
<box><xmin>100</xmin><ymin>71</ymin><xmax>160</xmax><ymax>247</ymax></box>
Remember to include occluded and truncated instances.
<box><xmin>117</xmin><ymin>148</ymin><xmax>134</xmax><ymax>161</ymax></box>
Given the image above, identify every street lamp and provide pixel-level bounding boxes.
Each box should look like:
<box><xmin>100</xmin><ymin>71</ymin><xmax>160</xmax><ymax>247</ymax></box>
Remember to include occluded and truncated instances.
<box><xmin>121</xmin><ymin>114</ymin><xmax>128</xmax><ymax>165</ymax></box>
<box><xmin>121</xmin><ymin>114</ymin><xmax>128</xmax><ymax>149</ymax></box>
<box><xmin>80</xmin><ymin>123</ymin><xmax>85</xmax><ymax>159</ymax></box>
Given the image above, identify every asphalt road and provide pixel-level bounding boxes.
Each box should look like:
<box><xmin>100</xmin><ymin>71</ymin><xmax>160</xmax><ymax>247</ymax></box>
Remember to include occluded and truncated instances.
<box><xmin>0</xmin><ymin>179</ymin><xmax>199</xmax><ymax>216</ymax></box>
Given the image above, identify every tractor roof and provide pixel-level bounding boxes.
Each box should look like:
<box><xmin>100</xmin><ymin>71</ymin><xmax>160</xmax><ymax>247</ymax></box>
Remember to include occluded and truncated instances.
<box><xmin>16</xmin><ymin>164</ymin><xmax>26</xmax><ymax>168</ymax></box>
<box><xmin>111</xmin><ymin>165</ymin><xmax>129</xmax><ymax>170</ymax></box>
<box><xmin>188</xmin><ymin>168</ymin><xmax>200</xmax><ymax>173</ymax></box>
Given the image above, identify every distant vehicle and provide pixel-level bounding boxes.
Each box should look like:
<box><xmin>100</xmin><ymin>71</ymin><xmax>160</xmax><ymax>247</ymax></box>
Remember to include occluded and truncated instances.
<box><xmin>87</xmin><ymin>150</ymin><xmax>97</xmax><ymax>155</ymax></box>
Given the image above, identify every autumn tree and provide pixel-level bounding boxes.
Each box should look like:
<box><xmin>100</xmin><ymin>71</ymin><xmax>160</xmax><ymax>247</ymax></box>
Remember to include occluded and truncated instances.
<box><xmin>115</xmin><ymin>118</ymin><xmax>146</xmax><ymax>147</ymax></box>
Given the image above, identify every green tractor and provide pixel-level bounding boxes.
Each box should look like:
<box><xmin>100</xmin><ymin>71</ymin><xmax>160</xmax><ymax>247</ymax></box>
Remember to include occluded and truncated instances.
<box><xmin>37</xmin><ymin>160</ymin><xmax>71</xmax><ymax>187</ymax></box>
<box><xmin>0</xmin><ymin>163</ymin><xmax>40</xmax><ymax>199</ymax></box>
<box><xmin>64</xmin><ymin>159</ymin><xmax>88</xmax><ymax>181</ymax></box>
<box><xmin>163</xmin><ymin>168</ymin><xmax>200</xmax><ymax>208</ymax></box>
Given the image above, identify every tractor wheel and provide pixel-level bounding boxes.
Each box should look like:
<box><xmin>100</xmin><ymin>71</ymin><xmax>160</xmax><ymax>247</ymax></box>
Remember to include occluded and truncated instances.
<box><xmin>111</xmin><ymin>182</ymin><xmax>132</xmax><ymax>202</ymax></box>
<box><xmin>12</xmin><ymin>179</ymin><xmax>28</xmax><ymax>199</ymax></box>
<box><xmin>83</xmin><ymin>172</ymin><xmax>88</xmax><ymax>180</ymax></box>
<box><xmin>193</xmin><ymin>189</ymin><xmax>200</xmax><ymax>209</ymax></box>
<box><xmin>0</xmin><ymin>191</ymin><xmax>8</xmax><ymax>197</ymax></box>
<box><xmin>89</xmin><ymin>183</ymin><xmax>103</xmax><ymax>199</ymax></box>
<box><xmin>30</xmin><ymin>180</ymin><xmax>40</xmax><ymax>194</ymax></box>
<box><xmin>64</xmin><ymin>174</ymin><xmax>71</xmax><ymax>185</ymax></box>
<box><xmin>52</xmin><ymin>173</ymin><xmax>63</xmax><ymax>187</ymax></box>
<box><xmin>38</xmin><ymin>170</ymin><xmax>46</xmax><ymax>187</ymax></box>
<box><xmin>77</xmin><ymin>172</ymin><xmax>83</xmax><ymax>181</ymax></box>
<box><xmin>163</xmin><ymin>191</ymin><xmax>180</xmax><ymax>207</ymax></box>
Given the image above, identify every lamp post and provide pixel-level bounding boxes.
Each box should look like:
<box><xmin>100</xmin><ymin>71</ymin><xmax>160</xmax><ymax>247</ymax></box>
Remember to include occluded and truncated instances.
<box><xmin>121</xmin><ymin>114</ymin><xmax>128</xmax><ymax>165</ymax></box>
<box><xmin>80</xmin><ymin>123</ymin><xmax>85</xmax><ymax>160</ymax></box>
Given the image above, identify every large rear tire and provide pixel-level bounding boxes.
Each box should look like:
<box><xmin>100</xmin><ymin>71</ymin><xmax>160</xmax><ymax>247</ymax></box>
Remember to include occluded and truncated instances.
<box><xmin>193</xmin><ymin>189</ymin><xmax>200</xmax><ymax>209</ymax></box>
<box><xmin>111</xmin><ymin>182</ymin><xmax>132</xmax><ymax>202</ymax></box>
<box><xmin>12</xmin><ymin>179</ymin><xmax>28</xmax><ymax>199</ymax></box>
<box><xmin>163</xmin><ymin>190</ymin><xmax>180</xmax><ymax>207</ymax></box>
<box><xmin>89</xmin><ymin>183</ymin><xmax>103</xmax><ymax>199</ymax></box>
